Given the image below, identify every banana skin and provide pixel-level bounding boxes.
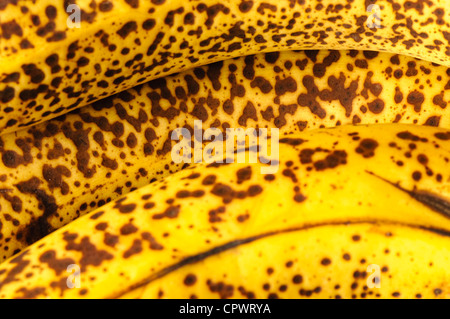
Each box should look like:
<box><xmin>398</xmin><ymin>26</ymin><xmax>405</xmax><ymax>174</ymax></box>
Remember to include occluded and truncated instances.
<box><xmin>0</xmin><ymin>0</ymin><xmax>449</xmax><ymax>134</ymax></box>
<box><xmin>0</xmin><ymin>123</ymin><xmax>449</xmax><ymax>299</ymax></box>
<box><xmin>0</xmin><ymin>49</ymin><xmax>449</xmax><ymax>262</ymax></box>
<box><xmin>120</xmin><ymin>223</ymin><xmax>450</xmax><ymax>299</ymax></box>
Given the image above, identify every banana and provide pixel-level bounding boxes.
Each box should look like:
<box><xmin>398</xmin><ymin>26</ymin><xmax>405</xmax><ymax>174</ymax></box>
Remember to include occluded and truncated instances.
<box><xmin>0</xmin><ymin>0</ymin><xmax>449</xmax><ymax>134</ymax></box>
<box><xmin>119</xmin><ymin>223</ymin><xmax>450</xmax><ymax>299</ymax></box>
<box><xmin>0</xmin><ymin>49</ymin><xmax>449</xmax><ymax>262</ymax></box>
<box><xmin>0</xmin><ymin>123</ymin><xmax>449</xmax><ymax>299</ymax></box>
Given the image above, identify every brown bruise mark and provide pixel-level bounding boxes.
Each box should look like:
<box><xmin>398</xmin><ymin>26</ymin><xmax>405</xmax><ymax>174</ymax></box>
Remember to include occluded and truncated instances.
<box><xmin>90</xmin><ymin>211</ymin><xmax>104</xmax><ymax>220</ymax></box>
<box><xmin>209</xmin><ymin>206</ymin><xmax>226</xmax><ymax>223</ymax></box>
<box><xmin>279</xmin><ymin>137</ymin><xmax>306</xmax><ymax>146</ymax></box>
<box><xmin>101</xmin><ymin>154</ymin><xmax>118</xmax><ymax>170</ymax></box>
<box><xmin>424</xmin><ymin>116</ymin><xmax>441</xmax><ymax>127</ymax></box>
<box><xmin>312</xmin><ymin>51</ymin><xmax>341</xmax><ymax>78</ymax></box>
<box><xmin>202</xmin><ymin>175</ymin><xmax>217</xmax><ymax>185</ymax></box>
<box><xmin>236</xmin><ymin>166</ymin><xmax>252</xmax><ymax>184</ymax></box>
<box><xmin>104</xmin><ymin>232</ymin><xmax>119</xmax><ymax>248</ymax></box>
<box><xmin>39</xmin><ymin>249</ymin><xmax>76</xmax><ymax>275</ymax></box>
<box><xmin>355</xmin><ymin>139</ymin><xmax>379</xmax><ymax>158</ymax></box>
<box><xmin>207</xmin><ymin>279</ymin><xmax>234</xmax><ymax>299</ymax></box>
<box><xmin>275</xmin><ymin>76</ymin><xmax>297</xmax><ymax>96</ymax></box>
<box><xmin>123</xmin><ymin>239</ymin><xmax>143</xmax><ymax>258</ymax></box>
<box><xmin>113</xmin><ymin>197</ymin><xmax>137</xmax><ymax>214</ymax></box>
<box><xmin>321</xmin><ymin>257</ymin><xmax>332</xmax><ymax>266</ymax></box>
<box><xmin>1</xmin><ymin>72</ymin><xmax>20</xmax><ymax>83</ymax></box>
<box><xmin>152</xmin><ymin>205</ymin><xmax>180</xmax><ymax>220</ymax></box>
<box><xmin>125</xmin><ymin>0</ymin><xmax>139</xmax><ymax>8</ymax></box>
<box><xmin>42</xmin><ymin>164</ymin><xmax>71</xmax><ymax>195</ymax></box>
<box><xmin>434</xmin><ymin>132</ymin><xmax>450</xmax><ymax>141</ymax></box>
<box><xmin>63</xmin><ymin>232</ymin><xmax>113</xmax><ymax>271</ymax></box>
<box><xmin>299</xmin><ymin>148</ymin><xmax>348</xmax><ymax>171</ymax></box>
<box><xmin>15</xmin><ymin>287</ymin><xmax>47</xmax><ymax>299</ymax></box>
<box><xmin>46</xmin><ymin>140</ymin><xmax>65</xmax><ymax>160</ymax></box>
<box><xmin>95</xmin><ymin>222</ymin><xmax>108</xmax><ymax>231</ymax></box>
<box><xmin>1</xmin><ymin>20</ymin><xmax>23</xmax><ymax>39</ymax></box>
<box><xmin>141</xmin><ymin>232</ymin><xmax>164</xmax><ymax>250</ymax></box>
<box><xmin>120</xmin><ymin>222</ymin><xmax>138</xmax><ymax>235</ymax></box>
<box><xmin>238</xmin><ymin>101</ymin><xmax>258</xmax><ymax>126</ymax></box>
<box><xmin>183</xmin><ymin>274</ymin><xmax>197</xmax><ymax>286</ymax></box>
<box><xmin>206</xmin><ymin>61</ymin><xmax>223</xmax><ymax>91</ymax></box>
<box><xmin>237</xmin><ymin>213</ymin><xmax>250</xmax><ymax>222</ymax></box>
<box><xmin>99</xmin><ymin>1</ymin><xmax>114</xmax><ymax>12</ymax></box>
<box><xmin>21</xmin><ymin>64</ymin><xmax>45</xmax><ymax>84</ymax></box>
<box><xmin>176</xmin><ymin>190</ymin><xmax>205</xmax><ymax>199</ymax></box>
<box><xmin>367</xmin><ymin>99</ymin><xmax>385</xmax><ymax>114</ymax></box>
<box><xmin>319</xmin><ymin>73</ymin><xmax>358</xmax><ymax>117</ymax></box>
<box><xmin>61</xmin><ymin>122</ymin><xmax>95</xmax><ymax>178</ymax></box>
<box><xmin>250</xmin><ymin>76</ymin><xmax>273</xmax><ymax>94</ymax></box>
<box><xmin>298</xmin><ymin>76</ymin><xmax>326</xmax><ymax>119</ymax></box>
<box><xmin>117</xmin><ymin>21</ymin><xmax>138</xmax><ymax>39</ymax></box>
<box><xmin>210</xmin><ymin>182</ymin><xmax>263</xmax><ymax>204</ymax></box>
<box><xmin>0</xmin><ymin>189</ymin><xmax>22</xmax><ymax>213</ymax></box>
<box><xmin>1</xmin><ymin>138</ymin><xmax>33</xmax><ymax>169</ymax></box>
<box><xmin>243</xmin><ymin>55</ymin><xmax>255</xmax><ymax>80</ymax></box>
<box><xmin>0</xmin><ymin>250</ymin><xmax>31</xmax><ymax>291</ymax></box>
<box><xmin>14</xmin><ymin>177</ymin><xmax>58</xmax><ymax>246</ymax></box>
<box><xmin>144</xmin><ymin>127</ymin><xmax>157</xmax><ymax>156</ymax></box>
<box><xmin>432</xmin><ymin>89</ymin><xmax>447</xmax><ymax>109</ymax></box>
<box><xmin>0</xmin><ymin>86</ymin><xmax>15</xmax><ymax>104</ymax></box>
<box><xmin>396</xmin><ymin>131</ymin><xmax>429</xmax><ymax>142</ymax></box>
<box><xmin>407</xmin><ymin>90</ymin><xmax>425</xmax><ymax>112</ymax></box>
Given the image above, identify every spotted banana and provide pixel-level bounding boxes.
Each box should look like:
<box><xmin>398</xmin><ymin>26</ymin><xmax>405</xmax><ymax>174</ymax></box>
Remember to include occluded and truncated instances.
<box><xmin>0</xmin><ymin>0</ymin><xmax>450</xmax><ymax>134</ymax></box>
<box><xmin>0</xmin><ymin>49</ymin><xmax>449</xmax><ymax>262</ymax></box>
<box><xmin>0</xmin><ymin>123</ymin><xmax>449</xmax><ymax>298</ymax></box>
<box><xmin>120</xmin><ymin>223</ymin><xmax>450</xmax><ymax>299</ymax></box>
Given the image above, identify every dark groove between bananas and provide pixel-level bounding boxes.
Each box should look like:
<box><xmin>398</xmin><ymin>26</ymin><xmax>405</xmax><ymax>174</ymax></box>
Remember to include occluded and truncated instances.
<box><xmin>112</xmin><ymin>219</ymin><xmax>450</xmax><ymax>299</ymax></box>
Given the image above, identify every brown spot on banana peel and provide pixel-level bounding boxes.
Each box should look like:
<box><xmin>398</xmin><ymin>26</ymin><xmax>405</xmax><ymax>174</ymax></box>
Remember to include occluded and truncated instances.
<box><xmin>0</xmin><ymin>250</ymin><xmax>31</xmax><ymax>291</ymax></box>
<box><xmin>112</xmin><ymin>220</ymin><xmax>450</xmax><ymax>299</ymax></box>
<box><xmin>366</xmin><ymin>171</ymin><xmax>450</xmax><ymax>219</ymax></box>
<box><xmin>14</xmin><ymin>177</ymin><xmax>58</xmax><ymax>245</ymax></box>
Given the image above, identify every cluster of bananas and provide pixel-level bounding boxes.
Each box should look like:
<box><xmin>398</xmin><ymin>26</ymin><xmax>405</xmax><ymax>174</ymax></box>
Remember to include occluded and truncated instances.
<box><xmin>0</xmin><ymin>0</ymin><xmax>449</xmax><ymax>299</ymax></box>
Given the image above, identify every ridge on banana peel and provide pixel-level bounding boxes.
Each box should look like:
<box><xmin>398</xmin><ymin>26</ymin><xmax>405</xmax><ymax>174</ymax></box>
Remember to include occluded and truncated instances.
<box><xmin>0</xmin><ymin>0</ymin><xmax>450</xmax><ymax>134</ymax></box>
<box><xmin>0</xmin><ymin>123</ymin><xmax>449</xmax><ymax>299</ymax></box>
<box><xmin>0</xmin><ymin>49</ymin><xmax>450</xmax><ymax>262</ymax></box>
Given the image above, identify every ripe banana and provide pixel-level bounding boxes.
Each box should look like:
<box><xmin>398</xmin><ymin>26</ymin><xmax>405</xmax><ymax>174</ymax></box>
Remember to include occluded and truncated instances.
<box><xmin>1</xmin><ymin>0</ymin><xmax>450</xmax><ymax>134</ymax></box>
<box><xmin>0</xmin><ymin>123</ymin><xmax>449</xmax><ymax>299</ymax></box>
<box><xmin>0</xmin><ymin>49</ymin><xmax>449</xmax><ymax>262</ymax></box>
<box><xmin>120</xmin><ymin>223</ymin><xmax>450</xmax><ymax>299</ymax></box>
